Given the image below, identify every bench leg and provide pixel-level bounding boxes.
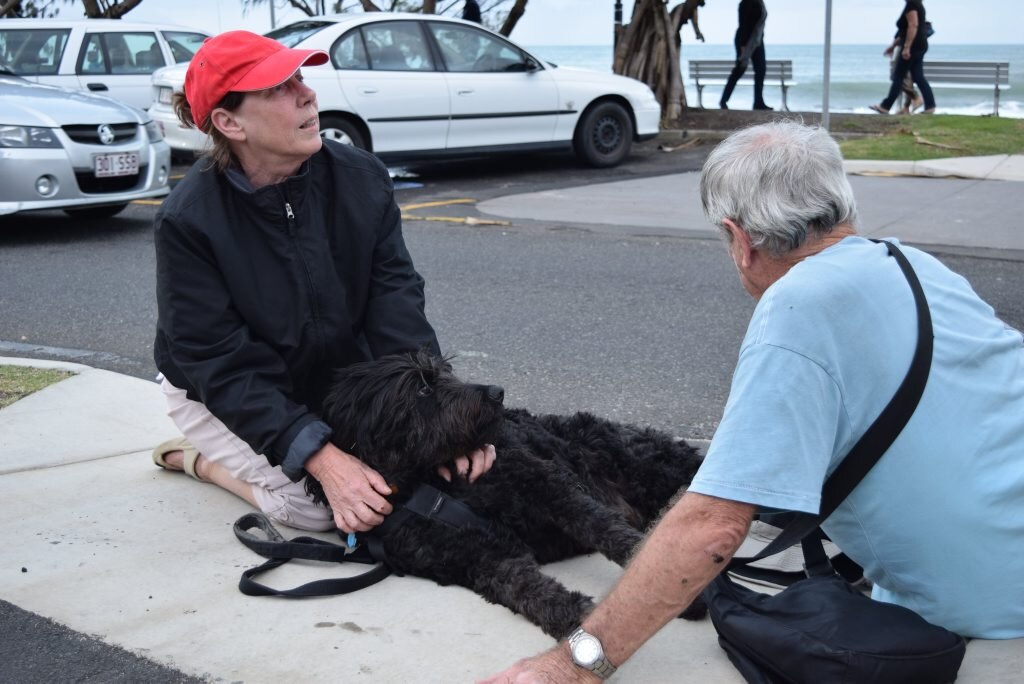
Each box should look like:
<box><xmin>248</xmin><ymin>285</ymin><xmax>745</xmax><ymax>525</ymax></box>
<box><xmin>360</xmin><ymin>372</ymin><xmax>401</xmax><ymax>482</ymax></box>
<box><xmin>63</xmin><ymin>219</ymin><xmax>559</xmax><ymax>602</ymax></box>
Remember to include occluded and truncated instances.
<box><xmin>781</xmin><ymin>85</ymin><xmax>790</xmax><ymax>112</ymax></box>
<box><xmin>695</xmin><ymin>84</ymin><xmax>705</xmax><ymax>109</ymax></box>
<box><xmin>994</xmin><ymin>86</ymin><xmax>1000</xmax><ymax>117</ymax></box>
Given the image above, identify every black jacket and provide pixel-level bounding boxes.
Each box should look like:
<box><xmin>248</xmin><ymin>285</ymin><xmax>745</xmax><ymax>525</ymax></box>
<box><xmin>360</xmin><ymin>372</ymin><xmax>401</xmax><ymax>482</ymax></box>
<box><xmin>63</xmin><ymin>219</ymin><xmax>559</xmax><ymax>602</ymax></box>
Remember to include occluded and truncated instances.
<box><xmin>736</xmin><ymin>0</ymin><xmax>767</xmax><ymax>48</ymax></box>
<box><xmin>154</xmin><ymin>141</ymin><xmax>439</xmax><ymax>479</ymax></box>
<box><xmin>897</xmin><ymin>1</ymin><xmax>928</xmax><ymax>56</ymax></box>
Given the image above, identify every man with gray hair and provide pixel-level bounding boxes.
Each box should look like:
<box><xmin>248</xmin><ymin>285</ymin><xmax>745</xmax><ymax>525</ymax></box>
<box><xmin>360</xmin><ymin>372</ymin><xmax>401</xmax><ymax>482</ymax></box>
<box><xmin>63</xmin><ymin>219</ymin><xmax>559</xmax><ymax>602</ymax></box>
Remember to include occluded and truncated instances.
<box><xmin>482</xmin><ymin>121</ymin><xmax>1023</xmax><ymax>682</ymax></box>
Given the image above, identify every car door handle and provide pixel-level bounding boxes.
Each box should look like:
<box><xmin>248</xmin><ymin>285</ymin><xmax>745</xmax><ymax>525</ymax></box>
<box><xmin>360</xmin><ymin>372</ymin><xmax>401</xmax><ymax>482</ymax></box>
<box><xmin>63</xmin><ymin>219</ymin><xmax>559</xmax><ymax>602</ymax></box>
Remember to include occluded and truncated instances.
<box><xmin>86</xmin><ymin>83</ymin><xmax>109</xmax><ymax>91</ymax></box>
<box><xmin>359</xmin><ymin>87</ymin><xmax>379</xmax><ymax>95</ymax></box>
<box><xmin>457</xmin><ymin>89</ymin><xmax>474</xmax><ymax>95</ymax></box>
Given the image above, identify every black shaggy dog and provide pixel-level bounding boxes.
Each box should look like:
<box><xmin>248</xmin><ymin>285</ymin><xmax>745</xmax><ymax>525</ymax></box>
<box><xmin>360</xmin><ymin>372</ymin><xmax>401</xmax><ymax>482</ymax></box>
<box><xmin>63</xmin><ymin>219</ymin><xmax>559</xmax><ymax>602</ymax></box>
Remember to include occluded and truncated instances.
<box><xmin>310</xmin><ymin>350</ymin><xmax>705</xmax><ymax>639</ymax></box>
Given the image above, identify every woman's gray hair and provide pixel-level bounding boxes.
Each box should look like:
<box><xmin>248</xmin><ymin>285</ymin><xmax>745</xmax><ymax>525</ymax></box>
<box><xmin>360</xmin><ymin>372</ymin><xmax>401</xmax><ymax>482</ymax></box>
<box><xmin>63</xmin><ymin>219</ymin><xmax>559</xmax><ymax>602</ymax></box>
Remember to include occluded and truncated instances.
<box><xmin>699</xmin><ymin>120</ymin><xmax>858</xmax><ymax>256</ymax></box>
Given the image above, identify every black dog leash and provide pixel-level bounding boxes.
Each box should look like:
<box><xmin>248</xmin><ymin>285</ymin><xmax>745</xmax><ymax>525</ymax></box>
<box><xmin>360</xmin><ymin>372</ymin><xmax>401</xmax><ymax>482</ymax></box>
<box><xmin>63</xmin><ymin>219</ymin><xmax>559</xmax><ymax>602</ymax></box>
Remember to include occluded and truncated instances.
<box><xmin>233</xmin><ymin>513</ymin><xmax>391</xmax><ymax>597</ymax></box>
<box><xmin>233</xmin><ymin>484</ymin><xmax>495</xmax><ymax>597</ymax></box>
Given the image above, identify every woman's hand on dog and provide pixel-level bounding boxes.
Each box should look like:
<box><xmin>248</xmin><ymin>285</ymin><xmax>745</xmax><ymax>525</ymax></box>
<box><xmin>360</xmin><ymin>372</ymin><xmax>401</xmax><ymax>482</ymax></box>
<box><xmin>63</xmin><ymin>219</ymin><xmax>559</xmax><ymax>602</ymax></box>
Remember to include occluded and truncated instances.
<box><xmin>304</xmin><ymin>442</ymin><xmax>394</xmax><ymax>533</ymax></box>
<box><xmin>437</xmin><ymin>443</ymin><xmax>497</xmax><ymax>484</ymax></box>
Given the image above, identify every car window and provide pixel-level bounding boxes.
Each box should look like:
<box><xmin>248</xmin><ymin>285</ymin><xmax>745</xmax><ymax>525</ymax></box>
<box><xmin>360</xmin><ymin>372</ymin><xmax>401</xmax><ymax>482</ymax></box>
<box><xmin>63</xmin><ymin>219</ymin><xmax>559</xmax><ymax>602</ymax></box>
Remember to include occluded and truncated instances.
<box><xmin>79</xmin><ymin>35</ymin><xmax>108</xmax><ymax>74</ymax></box>
<box><xmin>363</xmin><ymin>21</ymin><xmax>434</xmax><ymax>72</ymax></box>
<box><xmin>162</xmin><ymin>31</ymin><xmax>207</xmax><ymax>63</ymax></box>
<box><xmin>266</xmin><ymin>21</ymin><xmax>333</xmax><ymax>48</ymax></box>
<box><xmin>78</xmin><ymin>32</ymin><xmax>164</xmax><ymax>75</ymax></box>
<box><xmin>332</xmin><ymin>30</ymin><xmax>369</xmax><ymax>70</ymax></box>
<box><xmin>0</xmin><ymin>28</ymin><xmax>70</xmax><ymax>76</ymax></box>
<box><xmin>429</xmin><ymin>23</ymin><xmax>530</xmax><ymax>73</ymax></box>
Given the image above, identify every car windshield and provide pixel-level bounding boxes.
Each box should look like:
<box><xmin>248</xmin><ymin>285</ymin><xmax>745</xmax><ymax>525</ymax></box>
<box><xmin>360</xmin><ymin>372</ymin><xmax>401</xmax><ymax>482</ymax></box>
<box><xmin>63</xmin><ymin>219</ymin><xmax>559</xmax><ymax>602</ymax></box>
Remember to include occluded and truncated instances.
<box><xmin>0</xmin><ymin>28</ymin><xmax>71</xmax><ymax>75</ymax></box>
<box><xmin>265</xmin><ymin>21</ymin><xmax>334</xmax><ymax>48</ymax></box>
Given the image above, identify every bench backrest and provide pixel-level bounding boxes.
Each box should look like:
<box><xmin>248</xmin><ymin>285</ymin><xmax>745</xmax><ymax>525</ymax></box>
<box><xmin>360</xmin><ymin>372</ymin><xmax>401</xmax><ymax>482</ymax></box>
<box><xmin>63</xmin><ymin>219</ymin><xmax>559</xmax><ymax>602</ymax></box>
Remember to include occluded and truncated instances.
<box><xmin>923</xmin><ymin>61</ymin><xmax>1010</xmax><ymax>86</ymax></box>
<box><xmin>689</xmin><ymin>59</ymin><xmax>793</xmax><ymax>81</ymax></box>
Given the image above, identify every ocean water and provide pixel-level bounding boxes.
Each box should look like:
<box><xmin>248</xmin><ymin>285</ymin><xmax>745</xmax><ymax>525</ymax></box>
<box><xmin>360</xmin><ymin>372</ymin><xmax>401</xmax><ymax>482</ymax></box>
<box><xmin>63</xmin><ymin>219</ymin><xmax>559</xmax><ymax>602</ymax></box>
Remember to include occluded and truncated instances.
<box><xmin>526</xmin><ymin>44</ymin><xmax>1024</xmax><ymax>118</ymax></box>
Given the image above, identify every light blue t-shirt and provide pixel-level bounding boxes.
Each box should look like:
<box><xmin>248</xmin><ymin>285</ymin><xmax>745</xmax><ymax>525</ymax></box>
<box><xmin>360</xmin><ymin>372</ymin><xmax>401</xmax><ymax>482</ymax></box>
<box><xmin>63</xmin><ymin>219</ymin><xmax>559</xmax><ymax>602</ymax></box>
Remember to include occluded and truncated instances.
<box><xmin>689</xmin><ymin>236</ymin><xmax>1024</xmax><ymax>638</ymax></box>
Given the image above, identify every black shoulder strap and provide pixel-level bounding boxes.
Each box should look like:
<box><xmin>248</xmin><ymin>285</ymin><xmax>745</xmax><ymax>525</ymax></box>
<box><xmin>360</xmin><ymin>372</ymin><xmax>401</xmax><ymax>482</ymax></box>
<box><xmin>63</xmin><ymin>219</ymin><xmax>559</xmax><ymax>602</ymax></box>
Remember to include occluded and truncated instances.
<box><xmin>729</xmin><ymin>239</ymin><xmax>934</xmax><ymax>569</ymax></box>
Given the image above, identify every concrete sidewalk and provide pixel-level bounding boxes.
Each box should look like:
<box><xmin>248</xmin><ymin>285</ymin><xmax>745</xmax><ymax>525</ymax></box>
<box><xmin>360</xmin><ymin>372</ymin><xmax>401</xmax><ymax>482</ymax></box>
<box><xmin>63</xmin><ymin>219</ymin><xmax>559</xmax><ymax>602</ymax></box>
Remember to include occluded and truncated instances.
<box><xmin>3</xmin><ymin>156</ymin><xmax>1023</xmax><ymax>682</ymax></box>
<box><xmin>478</xmin><ymin>154</ymin><xmax>1024</xmax><ymax>254</ymax></box>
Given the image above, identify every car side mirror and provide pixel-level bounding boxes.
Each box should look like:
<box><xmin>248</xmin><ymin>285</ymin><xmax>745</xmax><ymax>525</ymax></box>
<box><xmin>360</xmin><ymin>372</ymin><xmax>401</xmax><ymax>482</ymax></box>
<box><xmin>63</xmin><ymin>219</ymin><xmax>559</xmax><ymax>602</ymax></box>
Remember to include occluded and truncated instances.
<box><xmin>522</xmin><ymin>57</ymin><xmax>541</xmax><ymax>72</ymax></box>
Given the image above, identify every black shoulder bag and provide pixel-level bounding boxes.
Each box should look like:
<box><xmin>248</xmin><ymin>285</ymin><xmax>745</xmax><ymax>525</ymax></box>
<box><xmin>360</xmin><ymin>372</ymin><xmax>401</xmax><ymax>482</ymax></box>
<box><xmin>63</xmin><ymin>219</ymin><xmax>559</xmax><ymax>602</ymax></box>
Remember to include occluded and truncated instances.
<box><xmin>702</xmin><ymin>240</ymin><xmax>967</xmax><ymax>684</ymax></box>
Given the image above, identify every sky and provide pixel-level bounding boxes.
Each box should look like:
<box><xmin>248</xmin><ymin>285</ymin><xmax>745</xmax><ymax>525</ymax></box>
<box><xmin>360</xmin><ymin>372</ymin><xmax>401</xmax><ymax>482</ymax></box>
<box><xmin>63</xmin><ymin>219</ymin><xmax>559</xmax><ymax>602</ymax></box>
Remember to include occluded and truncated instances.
<box><xmin>122</xmin><ymin>0</ymin><xmax>1021</xmax><ymax>46</ymax></box>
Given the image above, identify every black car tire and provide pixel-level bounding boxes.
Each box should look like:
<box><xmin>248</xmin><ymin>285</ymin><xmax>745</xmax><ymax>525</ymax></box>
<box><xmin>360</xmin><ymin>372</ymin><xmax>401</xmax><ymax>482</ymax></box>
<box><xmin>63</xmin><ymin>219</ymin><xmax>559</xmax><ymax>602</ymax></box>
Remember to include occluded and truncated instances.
<box><xmin>63</xmin><ymin>203</ymin><xmax>129</xmax><ymax>220</ymax></box>
<box><xmin>573</xmin><ymin>101</ymin><xmax>634</xmax><ymax>168</ymax></box>
<box><xmin>319</xmin><ymin>115</ymin><xmax>368</xmax><ymax>151</ymax></box>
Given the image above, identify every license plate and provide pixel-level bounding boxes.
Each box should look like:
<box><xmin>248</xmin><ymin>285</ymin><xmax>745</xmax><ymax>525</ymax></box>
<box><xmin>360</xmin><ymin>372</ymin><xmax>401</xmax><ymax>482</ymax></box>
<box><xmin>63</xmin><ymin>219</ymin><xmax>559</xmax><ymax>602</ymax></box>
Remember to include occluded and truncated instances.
<box><xmin>94</xmin><ymin>152</ymin><xmax>139</xmax><ymax>178</ymax></box>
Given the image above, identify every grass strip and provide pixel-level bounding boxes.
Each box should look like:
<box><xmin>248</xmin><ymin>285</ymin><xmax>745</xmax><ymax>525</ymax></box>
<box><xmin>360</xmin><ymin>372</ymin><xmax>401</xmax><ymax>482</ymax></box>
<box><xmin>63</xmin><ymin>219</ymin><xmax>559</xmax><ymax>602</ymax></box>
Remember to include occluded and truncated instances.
<box><xmin>839</xmin><ymin>115</ymin><xmax>1024</xmax><ymax>161</ymax></box>
<box><xmin>0</xmin><ymin>366</ymin><xmax>73</xmax><ymax>409</ymax></box>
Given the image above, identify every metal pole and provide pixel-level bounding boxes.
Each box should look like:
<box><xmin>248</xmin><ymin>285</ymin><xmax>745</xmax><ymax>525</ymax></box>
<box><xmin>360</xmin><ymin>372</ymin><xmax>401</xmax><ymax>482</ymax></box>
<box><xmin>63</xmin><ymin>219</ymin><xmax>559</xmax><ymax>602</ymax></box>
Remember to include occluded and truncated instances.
<box><xmin>614</xmin><ymin>0</ymin><xmax>623</xmax><ymax>50</ymax></box>
<box><xmin>270</xmin><ymin>0</ymin><xmax>276</xmax><ymax>29</ymax></box>
<box><xmin>822</xmin><ymin>0</ymin><xmax>833</xmax><ymax>130</ymax></box>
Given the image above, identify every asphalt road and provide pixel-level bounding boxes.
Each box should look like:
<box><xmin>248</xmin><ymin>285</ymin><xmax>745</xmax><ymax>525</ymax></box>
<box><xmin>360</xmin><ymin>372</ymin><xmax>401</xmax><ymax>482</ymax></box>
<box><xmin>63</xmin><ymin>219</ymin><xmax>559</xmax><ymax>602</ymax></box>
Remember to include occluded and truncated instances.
<box><xmin>2</xmin><ymin>140</ymin><xmax>1024</xmax><ymax>442</ymax></box>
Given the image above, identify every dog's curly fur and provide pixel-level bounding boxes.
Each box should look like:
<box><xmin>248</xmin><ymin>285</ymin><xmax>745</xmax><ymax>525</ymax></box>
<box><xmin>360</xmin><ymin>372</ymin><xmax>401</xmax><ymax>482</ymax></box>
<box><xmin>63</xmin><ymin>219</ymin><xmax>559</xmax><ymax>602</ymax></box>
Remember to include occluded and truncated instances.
<box><xmin>310</xmin><ymin>350</ymin><xmax>705</xmax><ymax>638</ymax></box>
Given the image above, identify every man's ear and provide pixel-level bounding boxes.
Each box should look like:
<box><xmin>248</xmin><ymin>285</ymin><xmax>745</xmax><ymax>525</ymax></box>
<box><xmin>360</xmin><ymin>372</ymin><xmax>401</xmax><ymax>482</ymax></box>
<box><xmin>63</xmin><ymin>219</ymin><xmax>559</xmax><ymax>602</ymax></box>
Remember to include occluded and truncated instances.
<box><xmin>722</xmin><ymin>218</ymin><xmax>755</xmax><ymax>269</ymax></box>
<box><xmin>209</xmin><ymin>108</ymin><xmax>245</xmax><ymax>142</ymax></box>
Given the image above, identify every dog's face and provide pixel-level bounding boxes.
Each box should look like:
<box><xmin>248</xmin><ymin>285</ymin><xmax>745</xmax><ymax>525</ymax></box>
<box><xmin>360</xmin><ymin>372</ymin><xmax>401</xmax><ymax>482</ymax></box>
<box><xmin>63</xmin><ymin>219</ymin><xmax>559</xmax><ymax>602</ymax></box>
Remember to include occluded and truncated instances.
<box><xmin>320</xmin><ymin>350</ymin><xmax>505</xmax><ymax>481</ymax></box>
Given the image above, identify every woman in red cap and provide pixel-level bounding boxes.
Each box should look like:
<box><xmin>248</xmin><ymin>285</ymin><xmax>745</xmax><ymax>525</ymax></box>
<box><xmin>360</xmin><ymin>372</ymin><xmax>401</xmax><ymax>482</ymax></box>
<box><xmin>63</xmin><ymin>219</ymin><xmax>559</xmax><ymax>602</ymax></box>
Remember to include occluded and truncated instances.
<box><xmin>151</xmin><ymin>31</ymin><xmax>494</xmax><ymax>533</ymax></box>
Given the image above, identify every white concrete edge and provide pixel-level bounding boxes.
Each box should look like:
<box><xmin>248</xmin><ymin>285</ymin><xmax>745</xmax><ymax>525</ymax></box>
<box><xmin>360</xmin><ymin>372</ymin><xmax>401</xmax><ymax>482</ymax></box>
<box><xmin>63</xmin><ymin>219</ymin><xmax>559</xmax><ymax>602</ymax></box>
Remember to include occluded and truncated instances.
<box><xmin>0</xmin><ymin>356</ymin><xmax>91</xmax><ymax>373</ymax></box>
<box><xmin>844</xmin><ymin>155</ymin><xmax>1022</xmax><ymax>182</ymax></box>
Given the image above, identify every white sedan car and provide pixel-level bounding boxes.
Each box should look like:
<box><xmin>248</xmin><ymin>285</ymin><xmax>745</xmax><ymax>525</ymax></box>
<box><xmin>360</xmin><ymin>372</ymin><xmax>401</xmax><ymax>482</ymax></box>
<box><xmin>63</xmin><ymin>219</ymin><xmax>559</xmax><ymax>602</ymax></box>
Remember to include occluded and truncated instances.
<box><xmin>150</xmin><ymin>13</ymin><xmax>661</xmax><ymax>167</ymax></box>
<box><xmin>0</xmin><ymin>19</ymin><xmax>209</xmax><ymax>111</ymax></box>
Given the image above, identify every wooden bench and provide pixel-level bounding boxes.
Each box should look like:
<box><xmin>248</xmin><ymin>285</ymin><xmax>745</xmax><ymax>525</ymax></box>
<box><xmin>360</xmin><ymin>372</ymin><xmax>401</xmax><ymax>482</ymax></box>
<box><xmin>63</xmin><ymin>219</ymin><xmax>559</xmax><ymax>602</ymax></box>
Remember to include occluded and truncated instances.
<box><xmin>922</xmin><ymin>61</ymin><xmax>1011</xmax><ymax>116</ymax></box>
<box><xmin>688</xmin><ymin>59</ymin><xmax>795</xmax><ymax>111</ymax></box>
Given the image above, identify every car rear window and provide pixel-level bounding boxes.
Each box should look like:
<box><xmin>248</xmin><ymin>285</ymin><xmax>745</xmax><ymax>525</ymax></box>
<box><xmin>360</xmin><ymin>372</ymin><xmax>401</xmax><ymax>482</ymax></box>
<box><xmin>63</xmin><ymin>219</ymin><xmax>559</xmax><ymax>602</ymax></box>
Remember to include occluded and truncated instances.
<box><xmin>162</xmin><ymin>31</ymin><xmax>208</xmax><ymax>63</ymax></box>
<box><xmin>0</xmin><ymin>28</ymin><xmax>71</xmax><ymax>76</ymax></box>
<box><xmin>265</xmin><ymin>21</ymin><xmax>334</xmax><ymax>48</ymax></box>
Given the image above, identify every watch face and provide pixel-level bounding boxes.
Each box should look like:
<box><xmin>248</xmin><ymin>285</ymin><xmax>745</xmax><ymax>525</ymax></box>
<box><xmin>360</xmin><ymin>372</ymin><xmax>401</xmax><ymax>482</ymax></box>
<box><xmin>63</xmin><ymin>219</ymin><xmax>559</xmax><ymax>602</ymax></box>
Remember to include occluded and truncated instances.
<box><xmin>573</xmin><ymin>634</ymin><xmax>601</xmax><ymax>666</ymax></box>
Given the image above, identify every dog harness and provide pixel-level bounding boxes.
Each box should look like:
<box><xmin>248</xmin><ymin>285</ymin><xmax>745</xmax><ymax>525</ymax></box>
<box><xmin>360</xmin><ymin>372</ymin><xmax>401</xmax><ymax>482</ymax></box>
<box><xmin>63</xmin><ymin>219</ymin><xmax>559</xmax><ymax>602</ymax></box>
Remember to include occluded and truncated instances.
<box><xmin>232</xmin><ymin>484</ymin><xmax>495</xmax><ymax>597</ymax></box>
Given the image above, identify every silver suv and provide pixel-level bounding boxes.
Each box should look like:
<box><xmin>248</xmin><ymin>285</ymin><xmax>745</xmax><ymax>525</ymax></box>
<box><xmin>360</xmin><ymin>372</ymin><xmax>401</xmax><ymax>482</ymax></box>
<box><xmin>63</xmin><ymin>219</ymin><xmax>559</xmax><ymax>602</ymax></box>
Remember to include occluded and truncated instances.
<box><xmin>0</xmin><ymin>19</ymin><xmax>208</xmax><ymax>110</ymax></box>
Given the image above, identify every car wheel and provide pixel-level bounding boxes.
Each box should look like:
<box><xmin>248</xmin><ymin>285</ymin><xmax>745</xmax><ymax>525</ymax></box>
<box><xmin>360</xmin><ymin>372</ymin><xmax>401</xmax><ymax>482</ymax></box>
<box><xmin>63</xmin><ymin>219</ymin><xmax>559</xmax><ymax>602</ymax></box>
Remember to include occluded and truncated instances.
<box><xmin>573</xmin><ymin>101</ymin><xmax>634</xmax><ymax>168</ymax></box>
<box><xmin>319</xmin><ymin>115</ymin><xmax>368</xmax><ymax>150</ymax></box>
<box><xmin>63</xmin><ymin>203</ymin><xmax>129</xmax><ymax>220</ymax></box>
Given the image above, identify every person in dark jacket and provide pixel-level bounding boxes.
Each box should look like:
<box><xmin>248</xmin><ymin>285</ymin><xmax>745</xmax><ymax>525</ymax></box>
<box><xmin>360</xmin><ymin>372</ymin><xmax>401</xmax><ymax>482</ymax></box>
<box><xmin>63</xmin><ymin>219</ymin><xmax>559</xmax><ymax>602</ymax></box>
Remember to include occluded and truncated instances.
<box><xmin>463</xmin><ymin>0</ymin><xmax>482</xmax><ymax>24</ymax></box>
<box><xmin>870</xmin><ymin>0</ymin><xmax>935</xmax><ymax>114</ymax></box>
<box><xmin>719</xmin><ymin>0</ymin><xmax>772</xmax><ymax>110</ymax></box>
<box><xmin>151</xmin><ymin>31</ymin><xmax>495</xmax><ymax>533</ymax></box>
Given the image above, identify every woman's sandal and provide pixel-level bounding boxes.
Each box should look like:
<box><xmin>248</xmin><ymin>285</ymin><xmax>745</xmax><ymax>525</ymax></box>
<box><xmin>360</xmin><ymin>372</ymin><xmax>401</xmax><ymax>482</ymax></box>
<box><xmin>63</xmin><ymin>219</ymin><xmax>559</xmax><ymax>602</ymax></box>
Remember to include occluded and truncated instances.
<box><xmin>868</xmin><ymin>103</ymin><xmax>889</xmax><ymax>115</ymax></box>
<box><xmin>152</xmin><ymin>436</ymin><xmax>204</xmax><ymax>482</ymax></box>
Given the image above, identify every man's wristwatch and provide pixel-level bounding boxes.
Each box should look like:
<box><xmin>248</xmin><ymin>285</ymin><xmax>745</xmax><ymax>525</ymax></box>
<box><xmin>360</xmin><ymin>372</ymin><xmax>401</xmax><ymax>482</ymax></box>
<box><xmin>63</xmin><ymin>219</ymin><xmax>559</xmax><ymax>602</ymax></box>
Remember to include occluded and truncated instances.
<box><xmin>568</xmin><ymin>627</ymin><xmax>617</xmax><ymax>679</ymax></box>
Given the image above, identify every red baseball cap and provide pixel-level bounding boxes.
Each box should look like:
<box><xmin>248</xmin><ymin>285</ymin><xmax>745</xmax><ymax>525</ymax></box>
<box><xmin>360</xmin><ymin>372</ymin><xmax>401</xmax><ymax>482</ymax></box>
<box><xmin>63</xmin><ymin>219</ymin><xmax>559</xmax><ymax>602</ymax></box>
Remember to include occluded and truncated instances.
<box><xmin>184</xmin><ymin>30</ymin><xmax>329</xmax><ymax>128</ymax></box>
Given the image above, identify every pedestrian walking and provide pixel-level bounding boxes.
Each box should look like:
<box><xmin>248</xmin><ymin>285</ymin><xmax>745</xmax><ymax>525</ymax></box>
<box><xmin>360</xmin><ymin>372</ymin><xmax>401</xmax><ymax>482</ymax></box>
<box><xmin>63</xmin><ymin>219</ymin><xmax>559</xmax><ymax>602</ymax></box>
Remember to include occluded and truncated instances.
<box><xmin>719</xmin><ymin>0</ymin><xmax>772</xmax><ymax>110</ymax></box>
<box><xmin>870</xmin><ymin>0</ymin><xmax>936</xmax><ymax>114</ymax></box>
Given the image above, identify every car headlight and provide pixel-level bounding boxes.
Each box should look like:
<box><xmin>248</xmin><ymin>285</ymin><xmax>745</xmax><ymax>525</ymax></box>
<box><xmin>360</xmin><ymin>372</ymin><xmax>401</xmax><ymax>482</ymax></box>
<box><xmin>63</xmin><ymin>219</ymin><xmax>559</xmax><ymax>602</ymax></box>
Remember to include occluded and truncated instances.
<box><xmin>157</xmin><ymin>86</ymin><xmax>174</xmax><ymax>106</ymax></box>
<box><xmin>0</xmin><ymin>125</ymin><xmax>63</xmax><ymax>148</ymax></box>
<box><xmin>145</xmin><ymin>120</ymin><xmax>164</xmax><ymax>142</ymax></box>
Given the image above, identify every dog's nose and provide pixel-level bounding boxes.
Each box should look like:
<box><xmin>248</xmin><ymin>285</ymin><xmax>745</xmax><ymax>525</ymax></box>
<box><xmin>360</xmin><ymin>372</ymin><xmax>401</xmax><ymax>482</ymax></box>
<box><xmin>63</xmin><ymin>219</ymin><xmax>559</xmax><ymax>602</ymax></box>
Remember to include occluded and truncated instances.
<box><xmin>486</xmin><ymin>385</ymin><xmax>505</xmax><ymax>404</ymax></box>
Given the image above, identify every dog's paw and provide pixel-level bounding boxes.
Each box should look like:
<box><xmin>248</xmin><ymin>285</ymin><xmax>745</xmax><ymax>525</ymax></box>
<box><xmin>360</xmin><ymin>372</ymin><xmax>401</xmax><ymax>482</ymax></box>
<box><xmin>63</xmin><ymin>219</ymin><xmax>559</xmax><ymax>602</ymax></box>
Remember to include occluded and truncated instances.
<box><xmin>678</xmin><ymin>595</ymin><xmax>708</xmax><ymax>621</ymax></box>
